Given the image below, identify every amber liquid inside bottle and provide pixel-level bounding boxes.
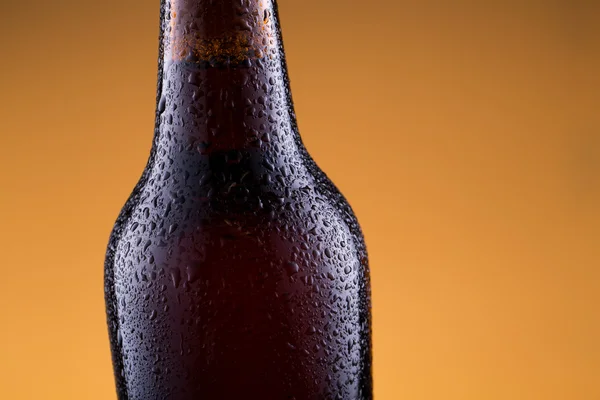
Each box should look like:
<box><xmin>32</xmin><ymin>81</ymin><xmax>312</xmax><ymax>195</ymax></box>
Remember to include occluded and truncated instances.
<box><xmin>105</xmin><ymin>1</ymin><xmax>372</xmax><ymax>399</ymax></box>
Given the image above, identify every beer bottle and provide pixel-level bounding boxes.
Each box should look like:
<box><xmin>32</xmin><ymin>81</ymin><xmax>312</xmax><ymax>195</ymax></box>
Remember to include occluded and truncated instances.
<box><xmin>105</xmin><ymin>1</ymin><xmax>372</xmax><ymax>398</ymax></box>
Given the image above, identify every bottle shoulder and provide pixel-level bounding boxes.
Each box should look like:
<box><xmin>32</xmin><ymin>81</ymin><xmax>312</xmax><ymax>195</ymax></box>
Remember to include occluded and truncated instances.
<box><xmin>112</xmin><ymin>162</ymin><xmax>358</xmax><ymax>245</ymax></box>
<box><xmin>105</xmin><ymin>150</ymin><xmax>370</xmax><ymax>302</ymax></box>
<box><xmin>106</xmin><ymin>144</ymin><xmax>368</xmax><ymax>269</ymax></box>
<box><xmin>117</xmin><ymin>178</ymin><xmax>352</xmax><ymax>237</ymax></box>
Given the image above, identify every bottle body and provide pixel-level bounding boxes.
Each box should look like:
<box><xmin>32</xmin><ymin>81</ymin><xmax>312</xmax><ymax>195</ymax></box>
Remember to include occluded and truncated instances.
<box><xmin>105</xmin><ymin>1</ymin><xmax>372</xmax><ymax>399</ymax></box>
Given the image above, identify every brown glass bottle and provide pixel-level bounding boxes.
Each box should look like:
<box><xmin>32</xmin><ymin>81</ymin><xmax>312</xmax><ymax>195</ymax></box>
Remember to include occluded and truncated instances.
<box><xmin>104</xmin><ymin>1</ymin><xmax>372</xmax><ymax>399</ymax></box>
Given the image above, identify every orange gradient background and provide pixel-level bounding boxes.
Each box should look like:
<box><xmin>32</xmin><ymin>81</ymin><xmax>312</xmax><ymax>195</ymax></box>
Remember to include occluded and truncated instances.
<box><xmin>0</xmin><ymin>1</ymin><xmax>598</xmax><ymax>399</ymax></box>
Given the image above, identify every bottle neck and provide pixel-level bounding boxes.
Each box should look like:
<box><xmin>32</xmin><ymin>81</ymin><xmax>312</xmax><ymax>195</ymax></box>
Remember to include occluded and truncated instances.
<box><xmin>164</xmin><ymin>0</ymin><xmax>279</xmax><ymax>65</ymax></box>
<box><xmin>155</xmin><ymin>0</ymin><xmax>299</xmax><ymax>155</ymax></box>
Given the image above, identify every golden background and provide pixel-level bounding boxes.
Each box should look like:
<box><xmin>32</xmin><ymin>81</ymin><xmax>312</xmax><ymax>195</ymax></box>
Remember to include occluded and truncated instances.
<box><xmin>0</xmin><ymin>0</ymin><xmax>598</xmax><ymax>399</ymax></box>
